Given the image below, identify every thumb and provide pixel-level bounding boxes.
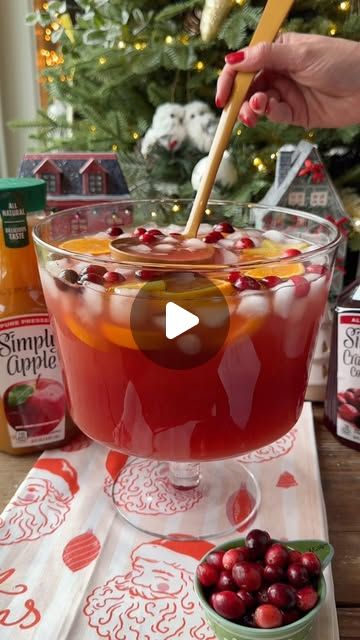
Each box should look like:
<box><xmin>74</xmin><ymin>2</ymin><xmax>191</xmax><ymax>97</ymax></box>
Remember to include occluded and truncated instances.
<box><xmin>225</xmin><ymin>40</ymin><xmax>300</xmax><ymax>73</ymax></box>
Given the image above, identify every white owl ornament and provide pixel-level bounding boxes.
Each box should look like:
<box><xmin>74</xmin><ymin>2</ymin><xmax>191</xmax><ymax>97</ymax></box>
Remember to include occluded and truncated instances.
<box><xmin>185</xmin><ymin>100</ymin><xmax>218</xmax><ymax>153</ymax></box>
<box><xmin>141</xmin><ymin>103</ymin><xmax>186</xmax><ymax>156</ymax></box>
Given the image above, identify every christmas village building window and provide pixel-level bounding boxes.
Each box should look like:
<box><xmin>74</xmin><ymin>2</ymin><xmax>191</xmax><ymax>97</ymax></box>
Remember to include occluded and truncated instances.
<box><xmin>88</xmin><ymin>173</ymin><xmax>104</xmax><ymax>194</ymax></box>
<box><xmin>42</xmin><ymin>173</ymin><xmax>57</xmax><ymax>193</ymax></box>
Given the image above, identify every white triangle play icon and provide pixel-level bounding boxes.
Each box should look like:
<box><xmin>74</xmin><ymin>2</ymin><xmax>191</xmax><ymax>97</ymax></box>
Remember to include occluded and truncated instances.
<box><xmin>165</xmin><ymin>302</ymin><xmax>199</xmax><ymax>340</ymax></box>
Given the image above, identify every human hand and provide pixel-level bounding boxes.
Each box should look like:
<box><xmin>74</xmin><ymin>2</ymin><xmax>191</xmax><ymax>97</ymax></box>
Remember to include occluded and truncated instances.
<box><xmin>216</xmin><ymin>32</ymin><xmax>360</xmax><ymax>129</ymax></box>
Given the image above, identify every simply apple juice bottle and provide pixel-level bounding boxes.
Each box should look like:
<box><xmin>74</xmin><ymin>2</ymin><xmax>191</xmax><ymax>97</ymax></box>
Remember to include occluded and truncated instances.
<box><xmin>0</xmin><ymin>179</ymin><xmax>77</xmax><ymax>454</ymax></box>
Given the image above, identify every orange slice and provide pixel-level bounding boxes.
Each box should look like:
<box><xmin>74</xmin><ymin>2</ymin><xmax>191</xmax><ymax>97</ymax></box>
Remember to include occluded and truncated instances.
<box><xmin>227</xmin><ymin>316</ymin><xmax>264</xmax><ymax>344</ymax></box>
<box><xmin>244</xmin><ymin>263</ymin><xmax>305</xmax><ymax>279</ymax></box>
<box><xmin>101</xmin><ymin>322</ymin><xmax>163</xmax><ymax>351</ymax></box>
<box><xmin>59</xmin><ymin>236</ymin><xmax>110</xmax><ymax>255</ymax></box>
<box><xmin>65</xmin><ymin>315</ymin><xmax>109</xmax><ymax>351</ymax></box>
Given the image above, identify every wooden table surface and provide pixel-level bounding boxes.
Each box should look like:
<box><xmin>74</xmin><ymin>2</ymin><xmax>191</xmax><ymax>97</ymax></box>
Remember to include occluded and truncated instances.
<box><xmin>0</xmin><ymin>408</ymin><xmax>359</xmax><ymax>639</ymax></box>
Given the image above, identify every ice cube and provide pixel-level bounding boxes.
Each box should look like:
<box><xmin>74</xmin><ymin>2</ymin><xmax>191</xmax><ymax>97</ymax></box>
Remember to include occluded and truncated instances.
<box><xmin>305</xmin><ymin>273</ymin><xmax>320</xmax><ymax>283</ymax></box>
<box><xmin>199</xmin><ymin>223</ymin><xmax>213</xmax><ymax>234</ymax></box>
<box><xmin>176</xmin><ymin>334</ymin><xmax>201</xmax><ymax>355</ymax></box>
<box><xmin>200</xmin><ymin>302</ymin><xmax>229</xmax><ymax>328</ymax></box>
<box><xmin>131</xmin><ymin>244</ymin><xmax>151</xmax><ymax>253</ymax></box>
<box><xmin>154</xmin><ymin>243</ymin><xmax>177</xmax><ymax>252</ymax></box>
<box><xmin>289</xmin><ymin>296</ymin><xmax>309</xmax><ymax>324</ymax></box>
<box><xmin>216</xmin><ymin>249</ymin><xmax>237</xmax><ymax>265</ymax></box>
<box><xmin>109</xmin><ymin>290</ymin><xmax>133</xmax><ymax>324</ymax></box>
<box><xmin>237</xmin><ymin>294</ymin><xmax>270</xmax><ymax>318</ymax></box>
<box><xmin>273</xmin><ymin>283</ymin><xmax>295</xmax><ymax>319</ymax></box>
<box><xmin>165</xmin><ymin>224</ymin><xmax>183</xmax><ymax>233</ymax></box>
<box><xmin>309</xmin><ymin>275</ymin><xmax>326</xmax><ymax>302</ymax></box>
<box><xmin>218</xmin><ymin>238</ymin><xmax>235</xmax><ymax>249</ymax></box>
<box><xmin>183</xmin><ymin>238</ymin><xmax>205</xmax><ymax>249</ymax></box>
<box><xmin>263</xmin><ymin>230</ymin><xmax>284</xmax><ymax>243</ymax></box>
<box><xmin>46</xmin><ymin>258</ymin><xmax>69</xmax><ymax>277</ymax></box>
<box><xmin>81</xmin><ymin>283</ymin><xmax>105</xmax><ymax>317</ymax></box>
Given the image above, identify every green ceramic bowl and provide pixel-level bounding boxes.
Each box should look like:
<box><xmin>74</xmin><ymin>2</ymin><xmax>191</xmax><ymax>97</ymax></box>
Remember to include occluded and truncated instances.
<box><xmin>194</xmin><ymin>538</ymin><xmax>334</xmax><ymax>640</ymax></box>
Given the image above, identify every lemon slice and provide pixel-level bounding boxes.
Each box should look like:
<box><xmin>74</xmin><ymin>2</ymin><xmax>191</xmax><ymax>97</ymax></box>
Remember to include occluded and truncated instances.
<box><xmin>65</xmin><ymin>315</ymin><xmax>109</xmax><ymax>351</ymax></box>
<box><xmin>245</xmin><ymin>263</ymin><xmax>305</xmax><ymax>279</ymax></box>
<box><xmin>59</xmin><ymin>237</ymin><xmax>111</xmax><ymax>255</ymax></box>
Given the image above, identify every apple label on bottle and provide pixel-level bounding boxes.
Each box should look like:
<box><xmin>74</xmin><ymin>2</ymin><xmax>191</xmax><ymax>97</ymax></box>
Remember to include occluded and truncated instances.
<box><xmin>336</xmin><ymin>311</ymin><xmax>360</xmax><ymax>444</ymax></box>
<box><xmin>0</xmin><ymin>314</ymin><xmax>66</xmax><ymax>448</ymax></box>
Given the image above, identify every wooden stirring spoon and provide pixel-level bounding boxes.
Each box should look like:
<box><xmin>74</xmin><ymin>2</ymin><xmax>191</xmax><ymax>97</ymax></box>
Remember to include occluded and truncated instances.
<box><xmin>183</xmin><ymin>0</ymin><xmax>295</xmax><ymax>238</ymax></box>
<box><xmin>111</xmin><ymin>0</ymin><xmax>294</xmax><ymax>263</ymax></box>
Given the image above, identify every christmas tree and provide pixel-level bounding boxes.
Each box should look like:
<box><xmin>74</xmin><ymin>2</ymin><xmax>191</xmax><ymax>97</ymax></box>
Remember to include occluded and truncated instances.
<box><xmin>18</xmin><ymin>0</ymin><xmax>360</xmax><ymax>240</ymax></box>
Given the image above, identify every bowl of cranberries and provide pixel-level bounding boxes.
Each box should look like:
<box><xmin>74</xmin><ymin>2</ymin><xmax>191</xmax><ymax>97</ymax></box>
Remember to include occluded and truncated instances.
<box><xmin>194</xmin><ymin>529</ymin><xmax>333</xmax><ymax>640</ymax></box>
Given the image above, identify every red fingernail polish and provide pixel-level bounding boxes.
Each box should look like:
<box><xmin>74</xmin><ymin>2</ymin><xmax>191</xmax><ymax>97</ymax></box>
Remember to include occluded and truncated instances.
<box><xmin>241</xmin><ymin>115</ymin><xmax>251</xmax><ymax>127</ymax></box>
<box><xmin>225</xmin><ymin>50</ymin><xmax>245</xmax><ymax>65</ymax></box>
<box><xmin>252</xmin><ymin>96</ymin><xmax>260</xmax><ymax>111</ymax></box>
<box><xmin>215</xmin><ymin>96</ymin><xmax>221</xmax><ymax>108</ymax></box>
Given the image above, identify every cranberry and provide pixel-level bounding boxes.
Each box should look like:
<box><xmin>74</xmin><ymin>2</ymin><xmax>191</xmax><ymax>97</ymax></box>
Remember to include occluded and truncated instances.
<box><xmin>216</xmin><ymin>570</ymin><xmax>237</xmax><ymax>591</ymax></box>
<box><xmin>296</xmin><ymin>585</ymin><xmax>319</xmax><ymax>612</ymax></box>
<box><xmin>268</xmin><ymin>583</ymin><xmax>297</xmax><ymax>609</ymax></box>
<box><xmin>103</xmin><ymin>271</ymin><xmax>125</xmax><ymax>285</ymax></box>
<box><xmin>196</xmin><ymin>562</ymin><xmax>219</xmax><ymax>588</ymax></box>
<box><xmin>254</xmin><ymin>604</ymin><xmax>283</xmax><ymax>629</ymax></box>
<box><xmin>263</xmin><ymin>564</ymin><xmax>285</xmax><ymax>584</ymax></box>
<box><xmin>290</xmin><ymin>275</ymin><xmax>310</xmax><ymax>298</ymax></box>
<box><xmin>206</xmin><ymin>551</ymin><xmax>225</xmax><ymax>571</ymax></box>
<box><xmin>287</xmin><ymin>563</ymin><xmax>310</xmax><ymax>588</ymax></box>
<box><xmin>265</xmin><ymin>543</ymin><xmax>289</xmax><ymax>568</ymax></box>
<box><xmin>245</xmin><ymin>529</ymin><xmax>271</xmax><ymax>559</ymax></box>
<box><xmin>237</xmin><ymin>589</ymin><xmax>256</xmax><ymax>610</ymax></box>
<box><xmin>169</xmin><ymin>232</ymin><xmax>182</xmax><ymax>238</ymax></box>
<box><xmin>144</xmin><ymin>228</ymin><xmax>163</xmax><ymax>237</ymax></box>
<box><xmin>233</xmin><ymin>275</ymin><xmax>261</xmax><ymax>292</ymax></box>
<box><xmin>79</xmin><ymin>273</ymin><xmax>104</xmax><ymax>286</ymax></box>
<box><xmin>242</xmin><ymin>612</ymin><xmax>256</xmax><ymax>627</ymax></box>
<box><xmin>222</xmin><ymin>547</ymin><xmax>250</xmax><ymax>571</ymax></box>
<box><xmin>338</xmin><ymin>403</ymin><xmax>359</xmax><ymax>422</ymax></box>
<box><xmin>81</xmin><ymin>264</ymin><xmax>107</xmax><ymax>277</ymax></box>
<box><xmin>133</xmin><ymin>226</ymin><xmax>146</xmax><ymax>237</ymax></box>
<box><xmin>211</xmin><ymin>591</ymin><xmax>245</xmax><ymax>620</ymax></box>
<box><xmin>139</xmin><ymin>231</ymin><xmax>159</xmax><ymax>244</ymax></box>
<box><xmin>300</xmin><ymin>552</ymin><xmax>321</xmax><ymax>577</ymax></box>
<box><xmin>213</xmin><ymin>222</ymin><xmax>235</xmax><ymax>234</ymax></box>
<box><xmin>228</xmin><ymin>271</ymin><xmax>241</xmax><ymax>284</ymax></box>
<box><xmin>288</xmin><ymin>550</ymin><xmax>302</xmax><ymax>565</ymax></box>
<box><xmin>232</xmin><ymin>561</ymin><xmax>263</xmax><ymax>592</ymax></box>
<box><xmin>235</xmin><ymin>237</ymin><xmax>255</xmax><ymax>249</ymax></box>
<box><xmin>58</xmin><ymin>269</ymin><xmax>79</xmax><ymax>285</ymax></box>
<box><xmin>135</xmin><ymin>269</ymin><xmax>160</xmax><ymax>281</ymax></box>
<box><xmin>106</xmin><ymin>225</ymin><xmax>123</xmax><ymax>237</ymax></box>
<box><xmin>306</xmin><ymin>264</ymin><xmax>327</xmax><ymax>276</ymax></box>
<box><xmin>261</xmin><ymin>275</ymin><xmax>282</xmax><ymax>289</ymax></box>
<box><xmin>203</xmin><ymin>231</ymin><xmax>223</xmax><ymax>244</ymax></box>
<box><xmin>282</xmin><ymin>609</ymin><xmax>301</xmax><ymax>625</ymax></box>
<box><xmin>338</xmin><ymin>392</ymin><xmax>347</xmax><ymax>404</ymax></box>
<box><xmin>257</xmin><ymin>587</ymin><xmax>270</xmax><ymax>604</ymax></box>
<box><xmin>344</xmin><ymin>390</ymin><xmax>357</xmax><ymax>405</ymax></box>
<box><xmin>282</xmin><ymin>248</ymin><xmax>301</xmax><ymax>258</ymax></box>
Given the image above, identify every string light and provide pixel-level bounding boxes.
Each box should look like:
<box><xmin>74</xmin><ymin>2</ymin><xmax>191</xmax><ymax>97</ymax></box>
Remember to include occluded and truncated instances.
<box><xmin>329</xmin><ymin>24</ymin><xmax>337</xmax><ymax>36</ymax></box>
<box><xmin>51</xmin><ymin>21</ymin><xmax>60</xmax><ymax>31</ymax></box>
<box><xmin>205</xmin><ymin>208</ymin><xmax>212</xmax><ymax>216</ymax></box>
<box><xmin>99</xmin><ymin>56</ymin><xmax>107</xmax><ymax>65</ymax></box>
<box><xmin>270</xmin><ymin>153</ymin><xmax>276</xmax><ymax>160</ymax></box>
<box><xmin>236</xmin><ymin>128</ymin><xmax>242</xmax><ymax>136</ymax></box>
<box><xmin>179</xmin><ymin>34</ymin><xmax>189</xmax><ymax>45</ymax></box>
<box><xmin>45</xmin><ymin>28</ymin><xmax>51</xmax><ymax>35</ymax></box>
<box><xmin>132</xmin><ymin>132</ymin><xmax>140</xmax><ymax>140</ymax></box>
<box><xmin>195</xmin><ymin>61</ymin><xmax>205</xmax><ymax>71</ymax></box>
<box><xmin>253</xmin><ymin>157</ymin><xmax>262</xmax><ymax>167</ymax></box>
<box><xmin>165</xmin><ymin>35</ymin><xmax>174</xmax><ymax>44</ymax></box>
<box><xmin>89</xmin><ymin>125</ymin><xmax>96</xmax><ymax>133</ymax></box>
<box><xmin>258</xmin><ymin>163</ymin><xmax>267</xmax><ymax>172</ymax></box>
<box><xmin>172</xmin><ymin>204</ymin><xmax>180</xmax><ymax>213</ymax></box>
<box><xmin>47</xmin><ymin>76</ymin><xmax>54</xmax><ymax>83</ymax></box>
<box><xmin>134</xmin><ymin>42</ymin><xmax>147</xmax><ymax>50</ymax></box>
<box><xmin>307</xmin><ymin>130</ymin><xmax>315</xmax><ymax>138</ymax></box>
<box><xmin>339</xmin><ymin>0</ymin><xmax>350</xmax><ymax>9</ymax></box>
<box><xmin>42</xmin><ymin>2</ymin><xmax>49</xmax><ymax>8</ymax></box>
<box><xmin>151</xmin><ymin>211</ymin><xmax>157</xmax><ymax>218</ymax></box>
<box><xmin>112</xmin><ymin>144</ymin><xmax>118</xmax><ymax>151</ymax></box>
<box><xmin>354</xmin><ymin>219</ymin><xmax>360</xmax><ymax>228</ymax></box>
<box><xmin>235</xmin><ymin>0</ymin><xmax>246</xmax><ymax>4</ymax></box>
<box><xmin>118</xmin><ymin>40</ymin><xmax>126</xmax><ymax>49</ymax></box>
<box><xmin>60</xmin><ymin>74</ymin><xmax>66</xmax><ymax>82</ymax></box>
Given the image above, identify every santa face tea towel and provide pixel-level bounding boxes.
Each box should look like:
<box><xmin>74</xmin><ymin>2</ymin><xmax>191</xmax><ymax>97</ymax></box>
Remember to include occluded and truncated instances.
<box><xmin>0</xmin><ymin>404</ymin><xmax>339</xmax><ymax>639</ymax></box>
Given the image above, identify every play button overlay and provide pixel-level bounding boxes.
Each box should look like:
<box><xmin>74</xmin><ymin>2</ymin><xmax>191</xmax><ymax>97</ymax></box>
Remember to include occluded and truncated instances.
<box><xmin>130</xmin><ymin>273</ymin><xmax>230</xmax><ymax>370</ymax></box>
<box><xmin>166</xmin><ymin>302</ymin><xmax>199</xmax><ymax>339</ymax></box>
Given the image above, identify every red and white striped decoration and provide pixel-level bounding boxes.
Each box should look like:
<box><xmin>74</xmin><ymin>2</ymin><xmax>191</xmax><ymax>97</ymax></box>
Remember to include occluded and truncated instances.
<box><xmin>62</xmin><ymin>531</ymin><xmax>101</xmax><ymax>572</ymax></box>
